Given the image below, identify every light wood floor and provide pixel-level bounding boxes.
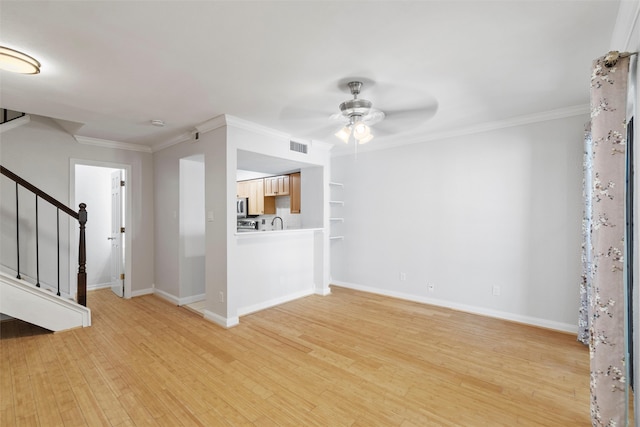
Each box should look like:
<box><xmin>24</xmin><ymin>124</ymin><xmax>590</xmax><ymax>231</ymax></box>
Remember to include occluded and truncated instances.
<box><xmin>1</xmin><ymin>286</ymin><xmax>590</xmax><ymax>426</ymax></box>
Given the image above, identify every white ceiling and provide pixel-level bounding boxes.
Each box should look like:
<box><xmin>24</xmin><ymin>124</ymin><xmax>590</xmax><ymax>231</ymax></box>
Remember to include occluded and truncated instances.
<box><xmin>0</xmin><ymin>1</ymin><xmax>621</xmax><ymax>155</ymax></box>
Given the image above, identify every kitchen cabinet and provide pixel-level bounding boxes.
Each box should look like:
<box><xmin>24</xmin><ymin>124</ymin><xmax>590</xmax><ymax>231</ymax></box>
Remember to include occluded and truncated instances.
<box><xmin>237</xmin><ymin>180</ymin><xmax>250</xmax><ymax>198</ymax></box>
<box><xmin>264</xmin><ymin>175</ymin><xmax>290</xmax><ymax>196</ymax></box>
<box><xmin>242</xmin><ymin>178</ymin><xmax>275</xmax><ymax>215</ymax></box>
<box><xmin>290</xmin><ymin>172</ymin><xmax>301</xmax><ymax>214</ymax></box>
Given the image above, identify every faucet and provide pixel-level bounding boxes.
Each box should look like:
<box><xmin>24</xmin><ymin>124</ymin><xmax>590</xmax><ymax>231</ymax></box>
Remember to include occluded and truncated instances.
<box><xmin>271</xmin><ymin>216</ymin><xmax>283</xmax><ymax>230</ymax></box>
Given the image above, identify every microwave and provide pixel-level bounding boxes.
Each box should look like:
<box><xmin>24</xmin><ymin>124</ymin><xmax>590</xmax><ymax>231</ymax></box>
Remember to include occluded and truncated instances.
<box><xmin>237</xmin><ymin>197</ymin><xmax>248</xmax><ymax>218</ymax></box>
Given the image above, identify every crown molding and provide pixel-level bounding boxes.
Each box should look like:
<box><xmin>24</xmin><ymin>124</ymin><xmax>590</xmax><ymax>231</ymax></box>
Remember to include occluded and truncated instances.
<box><xmin>194</xmin><ymin>114</ymin><xmax>292</xmax><ymax>141</ymax></box>
<box><xmin>610</xmin><ymin>0</ymin><xmax>640</xmax><ymax>51</ymax></box>
<box><xmin>0</xmin><ymin>115</ymin><xmax>30</xmax><ymax>133</ymax></box>
<box><xmin>224</xmin><ymin>114</ymin><xmax>291</xmax><ymax>140</ymax></box>
<box><xmin>194</xmin><ymin>114</ymin><xmax>228</xmax><ymax>134</ymax></box>
<box><xmin>331</xmin><ymin>104</ymin><xmax>591</xmax><ymax>157</ymax></box>
<box><xmin>150</xmin><ymin>131</ymin><xmax>193</xmax><ymax>153</ymax></box>
<box><xmin>74</xmin><ymin>135</ymin><xmax>152</xmax><ymax>153</ymax></box>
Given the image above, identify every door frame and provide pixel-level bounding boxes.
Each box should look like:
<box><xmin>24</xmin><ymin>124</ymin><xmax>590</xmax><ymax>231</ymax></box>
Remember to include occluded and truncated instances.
<box><xmin>70</xmin><ymin>159</ymin><xmax>133</xmax><ymax>299</ymax></box>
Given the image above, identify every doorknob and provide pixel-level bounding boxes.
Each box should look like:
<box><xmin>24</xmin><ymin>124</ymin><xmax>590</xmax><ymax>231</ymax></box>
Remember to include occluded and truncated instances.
<box><xmin>107</xmin><ymin>237</ymin><xmax>115</xmax><ymax>240</ymax></box>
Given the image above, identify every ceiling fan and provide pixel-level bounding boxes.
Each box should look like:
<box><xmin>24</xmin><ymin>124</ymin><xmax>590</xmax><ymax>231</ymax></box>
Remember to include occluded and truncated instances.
<box><xmin>279</xmin><ymin>78</ymin><xmax>438</xmax><ymax>147</ymax></box>
<box><xmin>330</xmin><ymin>81</ymin><xmax>386</xmax><ymax>145</ymax></box>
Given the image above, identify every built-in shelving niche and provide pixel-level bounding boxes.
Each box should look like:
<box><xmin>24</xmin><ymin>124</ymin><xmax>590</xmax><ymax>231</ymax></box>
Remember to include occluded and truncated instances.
<box><xmin>329</xmin><ymin>182</ymin><xmax>344</xmax><ymax>240</ymax></box>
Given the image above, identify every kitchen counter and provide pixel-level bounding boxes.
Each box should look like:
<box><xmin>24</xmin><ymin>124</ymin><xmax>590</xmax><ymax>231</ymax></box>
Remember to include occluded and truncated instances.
<box><xmin>232</xmin><ymin>227</ymin><xmax>327</xmax><ymax>318</ymax></box>
<box><xmin>235</xmin><ymin>227</ymin><xmax>322</xmax><ymax>237</ymax></box>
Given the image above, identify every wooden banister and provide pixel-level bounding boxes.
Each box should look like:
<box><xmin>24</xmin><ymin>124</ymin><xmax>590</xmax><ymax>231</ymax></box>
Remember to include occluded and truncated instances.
<box><xmin>1</xmin><ymin>166</ymin><xmax>78</xmax><ymax>219</ymax></box>
<box><xmin>1</xmin><ymin>165</ymin><xmax>88</xmax><ymax>306</ymax></box>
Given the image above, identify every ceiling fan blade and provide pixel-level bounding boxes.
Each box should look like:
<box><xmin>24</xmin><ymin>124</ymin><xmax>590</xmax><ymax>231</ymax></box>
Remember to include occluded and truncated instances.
<box><xmin>374</xmin><ymin>102</ymin><xmax>439</xmax><ymax>133</ymax></box>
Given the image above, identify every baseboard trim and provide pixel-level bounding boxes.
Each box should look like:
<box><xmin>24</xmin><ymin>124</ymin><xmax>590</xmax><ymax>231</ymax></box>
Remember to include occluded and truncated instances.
<box><xmin>178</xmin><ymin>293</ymin><xmax>206</xmax><ymax>306</ymax></box>
<box><xmin>152</xmin><ymin>288</ymin><xmax>179</xmax><ymax>305</ymax></box>
<box><xmin>237</xmin><ymin>288</ymin><xmax>315</xmax><ymax>317</ymax></box>
<box><xmin>203</xmin><ymin>309</ymin><xmax>239</xmax><ymax>329</ymax></box>
<box><xmin>331</xmin><ymin>281</ymin><xmax>578</xmax><ymax>334</ymax></box>
<box><xmin>314</xmin><ymin>286</ymin><xmax>331</xmax><ymax>296</ymax></box>
<box><xmin>131</xmin><ymin>287</ymin><xmax>154</xmax><ymax>298</ymax></box>
<box><xmin>87</xmin><ymin>283</ymin><xmax>113</xmax><ymax>291</ymax></box>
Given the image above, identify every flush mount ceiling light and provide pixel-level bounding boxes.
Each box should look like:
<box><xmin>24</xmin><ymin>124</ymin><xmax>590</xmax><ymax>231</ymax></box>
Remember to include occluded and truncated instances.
<box><xmin>0</xmin><ymin>46</ymin><xmax>41</xmax><ymax>74</ymax></box>
<box><xmin>332</xmin><ymin>81</ymin><xmax>384</xmax><ymax>145</ymax></box>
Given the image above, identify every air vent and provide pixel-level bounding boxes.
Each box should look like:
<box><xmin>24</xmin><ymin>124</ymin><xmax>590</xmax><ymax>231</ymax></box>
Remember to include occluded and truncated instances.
<box><xmin>290</xmin><ymin>140</ymin><xmax>308</xmax><ymax>154</ymax></box>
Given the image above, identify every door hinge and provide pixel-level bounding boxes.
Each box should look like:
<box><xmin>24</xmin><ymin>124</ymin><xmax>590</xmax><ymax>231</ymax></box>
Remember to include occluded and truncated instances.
<box><xmin>120</xmin><ymin>180</ymin><xmax>125</xmax><ymax>187</ymax></box>
<box><xmin>120</xmin><ymin>273</ymin><xmax>125</xmax><ymax>280</ymax></box>
<box><xmin>120</xmin><ymin>227</ymin><xmax>125</xmax><ymax>233</ymax></box>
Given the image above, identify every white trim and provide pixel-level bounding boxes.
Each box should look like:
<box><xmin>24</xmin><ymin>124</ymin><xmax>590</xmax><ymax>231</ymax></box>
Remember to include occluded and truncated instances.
<box><xmin>314</xmin><ymin>287</ymin><xmax>331</xmax><ymax>296</ymax></box>
<box><xmin>70</xmin><ymin>159</ymin><xmax>133</xmax><ymax>300</ymax></box>
<box><xmin>203</xmin><ymin>309</ymin><xmax>239</xmax><ymax>329</ymax></box>
<box><xmin>177</xmin><ymin>293</ymin><xmax>206</xmax><ymax>306</ymax></box>
<box><xmin>0</xmin><ymin>265</ymin><xmax>74</xmax><ymax>300</ymax></box>
<box><xmin>194</xmin><ymin>114</ymin><xmax>293</xmax><ymax>141</ymax></box>
<box><xmin>150</xmin><ymin>131</ymin><xmax>193</xmax><ymax>153</ymax></box>
<box><xmin>153</xmin><ymin>288</ymin><xmax>180</xmax><ymax>305</ymax></box>
<box><xmin>151</xmin><ymin>289</ymin><xmax>206</xmax><ymax>306</ymax></box>
<box><xmin>194</xmin><ymin>114</ymin><xmax>228</xmax><ymax>134</ymax></box>
<box><xmin>74</xmin><ymin>135</ymin><xmax>152</xmax><ymax>153</ymax></box>
<box><xmin>87</xmin><ymin>282</ymin><xmax>112</xmax><ymax>291</ymax></box>
<box><xmin>131</xmin><ymin>287</ymin><xmax>154</xmax><ymax>297</ymax></box>
<box><xmin>0</xmin><ymin>115</ymin><xmax>30</xmax><ymax>133</ymax></box>
<box><xmin>0</xmin><ymin>272</ymin><xmax>91</xmax><ymax>331</ymax></box>
<box><xmin>332</xmin><ymin>104</ymin><xmax>590</xmax><ymax>157</ymax></box>
<box><xmin>331</xmin><ymin>280</ymin><xmax>578</xmax><ymax>334</ymax></box>
<box><xmin>610</xmin><ymin>0</ymin><xmax>640</xmax><ymax>51</ymax></box>
<box><xmin>225</xmin><ymin>115</ymin><xmax>292</xmax><ymax>140</ymax></box>
<box><xmin>237</xmin><ymin>288</ymin><xmax>314</xmax><ymax>317</ymax></box>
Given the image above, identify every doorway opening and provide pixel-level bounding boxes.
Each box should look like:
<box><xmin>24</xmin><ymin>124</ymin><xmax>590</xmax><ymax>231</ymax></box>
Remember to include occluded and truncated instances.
<box><xmin>179</xmin><ymin>155</ymin><xmax>206</xmax><ymax>311</ymax></box>
<box><xmin>71</xmin><ymin>160</ymin><xmax>131</xmax><ymax>299</ymax></box>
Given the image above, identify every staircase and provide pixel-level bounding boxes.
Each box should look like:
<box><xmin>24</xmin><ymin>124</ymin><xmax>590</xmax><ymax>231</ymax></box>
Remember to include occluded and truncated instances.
<box><xmin>0</xmin><ymin>165</ymin><xmax>91</xmax><ymax>332</ymax></box>
<box><xmin>0</xmin><ymin>272</ymin><xmax>90</xmax><ymax>331</ymax></box>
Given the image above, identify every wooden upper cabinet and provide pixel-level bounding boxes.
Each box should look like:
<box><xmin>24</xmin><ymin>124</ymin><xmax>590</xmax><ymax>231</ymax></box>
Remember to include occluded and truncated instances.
<box><xmin>290</xmin><ymin>172</ymin><xmax>301</xmax><ymax>214</ymax></box>
<box><xmin>264</xmin><ymin>175</ymin><xmax>290</xmax><ymax>196</ymax></box>
<box><xmin>248</xmin><ymin>179</ymin><xmax>264</xmax><ymax>215</ymax></box>
<box><xmin>237</xmin><ymin>179</ymin><xmax>275</xmax><ymax>215</ymax></box>
<box><xmin>237</xmin><ymin>181</ymin><xmax>250</xmax><ymax>198</ymax></box>
<box><xmin>238</xmin><ymin>174</ymin><xmax>295</xmax><ymax>215</ymax></box>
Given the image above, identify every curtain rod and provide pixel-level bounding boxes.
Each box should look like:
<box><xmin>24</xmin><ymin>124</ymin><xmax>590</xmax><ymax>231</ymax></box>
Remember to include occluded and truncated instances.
<box><xmin>603</xmin><ymin>50</ymin><xmax>638</xmax><ymax>68</ymax></box>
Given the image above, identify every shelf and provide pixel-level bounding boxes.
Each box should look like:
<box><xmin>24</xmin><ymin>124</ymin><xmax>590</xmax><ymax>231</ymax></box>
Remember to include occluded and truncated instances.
<box><xmin>329</xmin><ymin>200</ymin><xmax>344</xmax><ymax>205</ymax></box>
<box><xmin>329</xmin><ymin>236</ymin><xmax>344</xmax><ymax>240</ymax></box>
<box><xmin>329</xmin><ymin>182</ymin><xmax>344</xmax><ymax>187</ymax></box>
<box><xmin>330</xmin><ymin>218</ymin><xmax>344</xmax><ymax>222</ymax></box>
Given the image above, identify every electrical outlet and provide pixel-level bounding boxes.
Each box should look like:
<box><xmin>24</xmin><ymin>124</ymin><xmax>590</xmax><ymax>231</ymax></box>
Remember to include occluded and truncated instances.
<box><xmin>492</xmin><ymin>285</ymin><xmax>501</xmax><ymax>296</ymax></box>
<box><xmin>400</xmin><ymin>272</ymin><xmax>407</xmax><ymax>281</ymax></box>
<box><xmin>219</xmin><ymin>291</ymin><xmax>224</xmax><ymax>302</ymax></box>
<box><xmin>427</xmin><ymin>284</ymin><xmax>435</xmax><ymax>293</ymax></box>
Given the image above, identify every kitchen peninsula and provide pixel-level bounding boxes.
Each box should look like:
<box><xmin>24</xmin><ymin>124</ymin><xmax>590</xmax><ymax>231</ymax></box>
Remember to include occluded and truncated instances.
<box><xmin>154</xmin><ymin>115</ymin><xmax>331</xmax><ymax>329</ymax></box>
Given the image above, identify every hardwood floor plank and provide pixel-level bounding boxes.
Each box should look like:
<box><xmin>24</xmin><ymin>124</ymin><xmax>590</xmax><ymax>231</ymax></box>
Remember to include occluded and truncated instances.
<box><xmin>0</xmin><ymin>286</ymin><xmax>592</xmax><ymax>426</ymax></box>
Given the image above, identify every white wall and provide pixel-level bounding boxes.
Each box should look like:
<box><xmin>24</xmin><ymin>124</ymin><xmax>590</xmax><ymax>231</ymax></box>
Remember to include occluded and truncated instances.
<box><xmin>153</xmin><ymin>137</ymin><xmax>206</xmax><ymax>301</ymax></box>
<box><xmin>75</xmin><ymin>165</ymin><xmax>119</xmax><ymax>288</ymax></box>
<box><xmin>0</xmin><ymin>115</ymin><xmax>155</xmax><ymax>297</ymax></box>
<box><xmin>179</xmin><ymin>155</ymin><xmax>205</xmax><ymax>300</ymax></box>
<box><xmin>331</xmin><ymin>114</ymin><xmax>587</xmax><ymax>331</ymax></box>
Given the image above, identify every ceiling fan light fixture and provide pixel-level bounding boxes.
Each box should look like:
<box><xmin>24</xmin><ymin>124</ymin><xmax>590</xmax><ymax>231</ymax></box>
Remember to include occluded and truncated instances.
<box><xmin>357</xmin><ymin>133</ymin><xmax>374</xmax><ymax>144</ymax></box>
<box><xmin>335</xmin><ymin>126</ymin><xmax>352</xmax><ymax>144</ymax></box>
<box><xmin>352</xmin><ymin>121</ymin><xmax>371</xmax><ymax>139</ymax></box>
<box><xmin>0</xmin><ymin>46</ymin><xmax>41</xmax><ymax>74</ymax></box>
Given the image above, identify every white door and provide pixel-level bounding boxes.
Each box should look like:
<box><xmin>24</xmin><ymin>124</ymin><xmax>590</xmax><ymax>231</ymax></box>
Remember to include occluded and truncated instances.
<box><xmin>110</xmin><ymin>170</ymin><xmax>125</xmax><ymax>297</ymax></box>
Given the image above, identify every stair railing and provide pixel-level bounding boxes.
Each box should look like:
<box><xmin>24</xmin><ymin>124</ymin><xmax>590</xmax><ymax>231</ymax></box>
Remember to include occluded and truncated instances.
<box><xmin>1</xmin><ymin>166</ymin><xmax>88</xmax><ymax>306</ymax></box>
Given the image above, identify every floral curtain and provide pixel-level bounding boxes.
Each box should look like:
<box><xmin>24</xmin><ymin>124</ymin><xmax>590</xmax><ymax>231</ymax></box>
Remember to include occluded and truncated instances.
<box><xmin>580</xmin><ymin>52</ymin><xmax>631</xmax><ymax>426</ymax></box>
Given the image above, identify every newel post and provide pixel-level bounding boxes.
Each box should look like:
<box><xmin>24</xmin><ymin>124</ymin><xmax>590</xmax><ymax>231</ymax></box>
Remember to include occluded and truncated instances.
<box><xmin>77</xmin><ymin>203</ymin><xmax>87</xmax><ymax>307</ymax></box>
